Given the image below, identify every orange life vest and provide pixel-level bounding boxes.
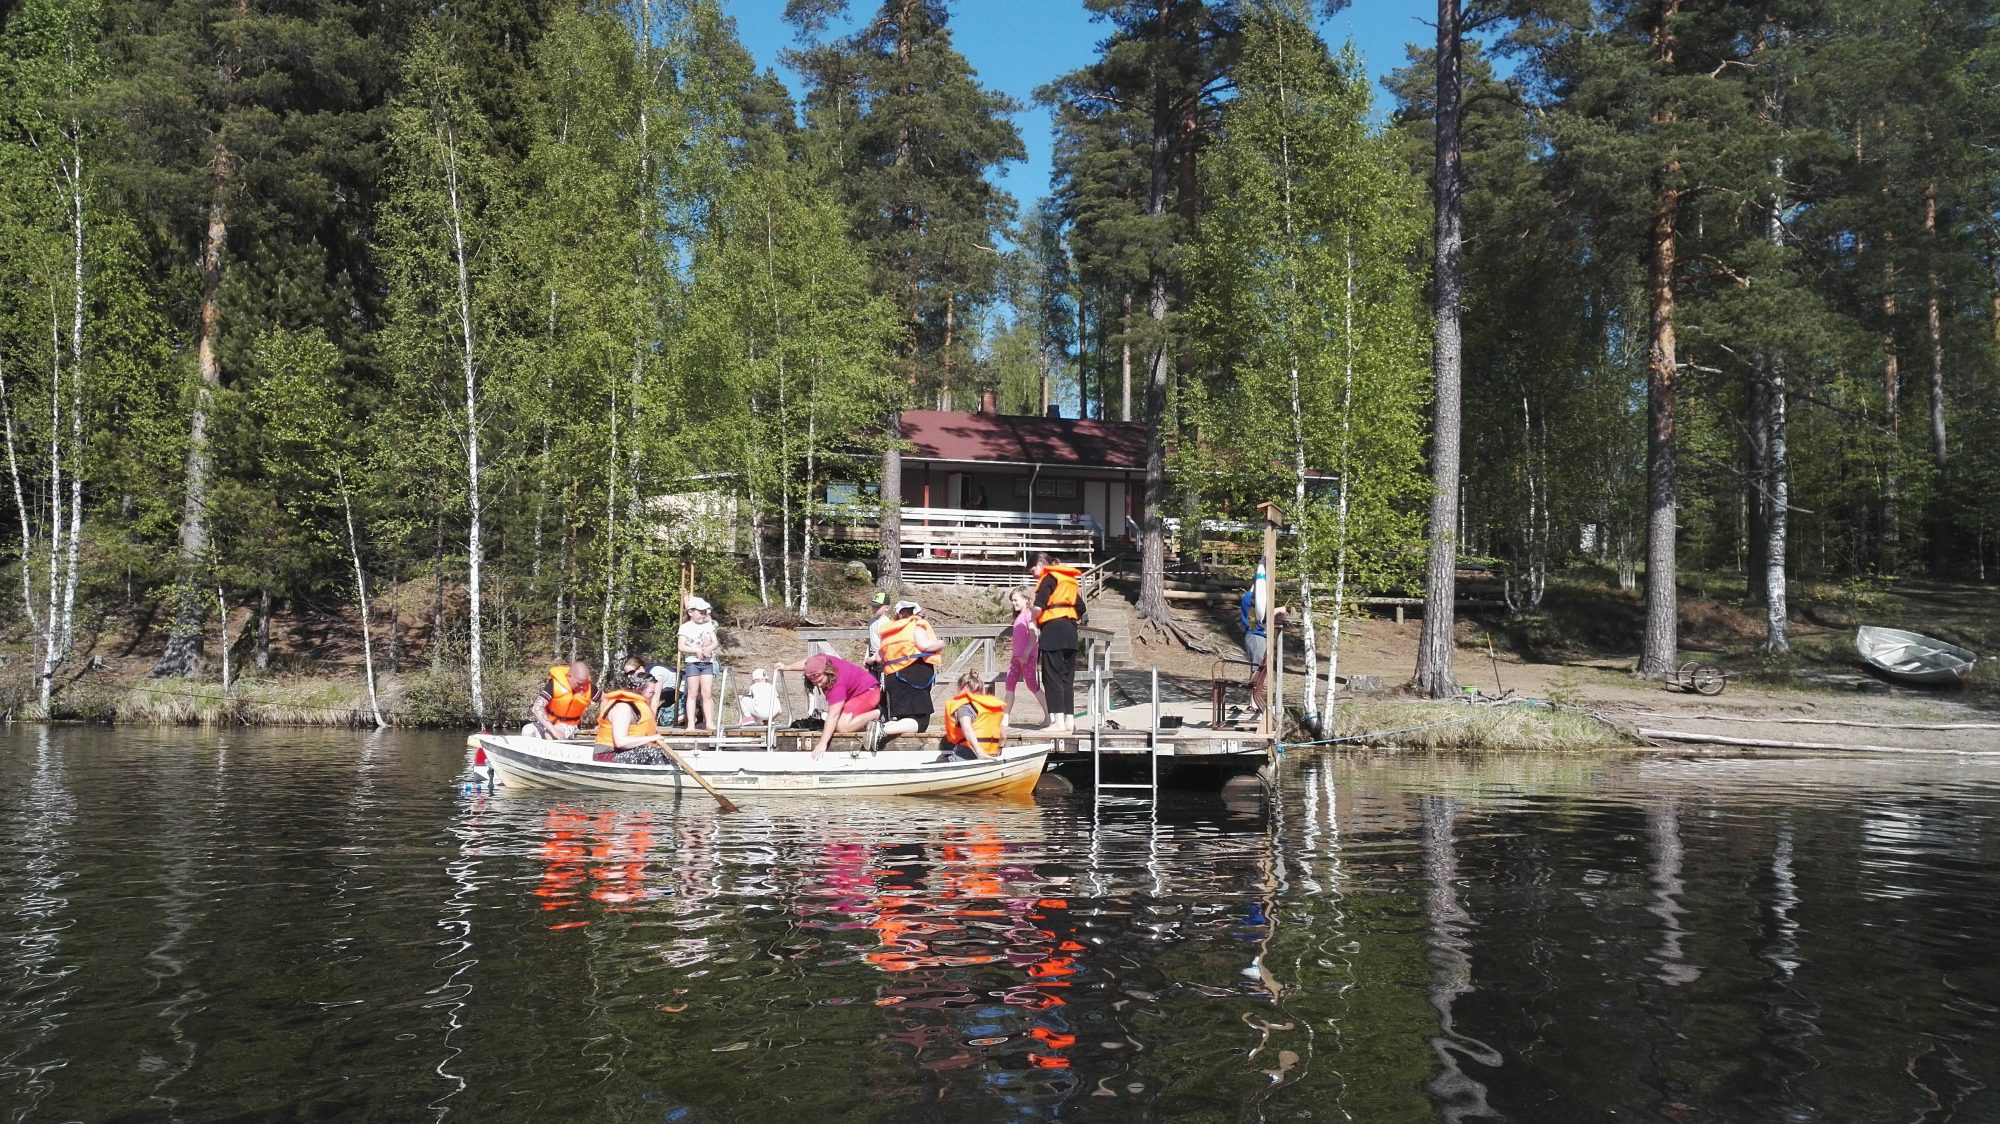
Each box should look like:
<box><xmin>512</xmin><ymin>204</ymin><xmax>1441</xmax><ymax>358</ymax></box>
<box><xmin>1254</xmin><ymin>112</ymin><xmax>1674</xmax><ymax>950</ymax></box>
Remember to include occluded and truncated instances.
<box><xmin>594</xmin><ymin>690</ymin><xmax>657</xmax><ymax>746</ymax></box>
<box><xmin>545</xmin><ymin>665</ymin><xmax>593</xmax><ymax>722</ymax></box>
<box><xmin>944</xmin><ymin>691</ymin><xmax>1007</xmax><ymax>756</ymax></box>
<box><xmin>1035</xmin><ymin>565</ymin><xmax>1083</xmax><ymax>624</ymax></box>
<box><xmin>879</xmin><ymin>615</ymin><xmax>939</xmax><ymax>673</ymax></box>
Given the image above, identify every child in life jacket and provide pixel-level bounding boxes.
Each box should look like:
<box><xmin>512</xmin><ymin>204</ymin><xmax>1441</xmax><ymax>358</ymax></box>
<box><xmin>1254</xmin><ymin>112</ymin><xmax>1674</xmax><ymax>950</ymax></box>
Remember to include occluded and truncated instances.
<box><xmin>936</xmin><ymin>671</ymin><xmax>1007</xmax><ymax>763</ymax></box>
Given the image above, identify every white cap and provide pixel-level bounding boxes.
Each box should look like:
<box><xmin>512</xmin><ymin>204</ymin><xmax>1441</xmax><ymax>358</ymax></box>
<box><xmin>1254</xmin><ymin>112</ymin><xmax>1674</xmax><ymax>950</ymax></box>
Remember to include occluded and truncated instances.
<box><xmin>751</xmin><ymin>667</ymin><xmax>769</xmax><ymax>682</ymax></box>
<box><xmin>686</xmin><ymin>596</ymin><xmax>711</xmax><ymax>612</ymax></box>
<box><xmin>895</xmin><ymin>600</ymin><xmax>922</xmax><ymax>615</ymax></box>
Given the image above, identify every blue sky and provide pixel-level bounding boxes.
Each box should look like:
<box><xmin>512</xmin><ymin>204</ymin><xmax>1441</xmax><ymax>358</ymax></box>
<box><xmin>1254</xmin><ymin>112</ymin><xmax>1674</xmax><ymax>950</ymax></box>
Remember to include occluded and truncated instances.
<box><xmin>722</xmin><ymin>0</ymin><xmax>1436</xmax><ymax>211</ymax></box>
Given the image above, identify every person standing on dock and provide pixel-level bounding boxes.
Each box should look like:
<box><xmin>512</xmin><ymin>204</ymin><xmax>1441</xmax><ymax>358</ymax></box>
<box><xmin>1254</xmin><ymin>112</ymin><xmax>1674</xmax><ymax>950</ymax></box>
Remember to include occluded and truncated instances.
<box><xmin>878</xmin><ymin>601</ymin><xmax>945</xmax><ymax>741</ymax></box>
<box><xmin>1030</xmin><ymin>552</ymin><xmax>1085</xmax><ymax>736</ymax></box>
<box><xmin>1238</xmin><ymin>587</ymin><xmax>1286</xmax><ymax>725</ymax></box>
<box><xmin>679</xmin><ymin>597</ymin><xmax>719</xmax><ymax>730</ymax></box>
<box><xmin>522</xmin><ymin>660</ymin><xmax>593</xmax><ymax>740</ymax></box>
<box><xmin>1003</xmin><ymin>588</ymin><xmax>1046</xmax><ymax>723</ymax></box>
<box><xmin>865</xmin><ymin>590</ymin><xmax>892</xmax><ymax>668</ymax></box>
<box><xmin>777</xmin><ymin>653</ymin><xmax>883</xmax><ymax>760</ymax></box>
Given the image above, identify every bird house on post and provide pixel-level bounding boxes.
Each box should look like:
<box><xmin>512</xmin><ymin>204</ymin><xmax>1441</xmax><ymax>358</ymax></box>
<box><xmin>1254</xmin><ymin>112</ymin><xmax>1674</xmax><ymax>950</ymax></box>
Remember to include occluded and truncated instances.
<box><xmin>1257</xmin><ymin>501</ymin><xmax>1282</xmax><ymax>735</ymax></box>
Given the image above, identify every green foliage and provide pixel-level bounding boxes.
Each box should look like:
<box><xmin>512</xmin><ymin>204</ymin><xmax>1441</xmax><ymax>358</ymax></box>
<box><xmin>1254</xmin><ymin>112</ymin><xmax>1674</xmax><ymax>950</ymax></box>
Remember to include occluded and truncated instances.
<box><xmin>1186</xmin><ymin>3</ymin><xmax>1429</xmax><ymax>597</ymax></box>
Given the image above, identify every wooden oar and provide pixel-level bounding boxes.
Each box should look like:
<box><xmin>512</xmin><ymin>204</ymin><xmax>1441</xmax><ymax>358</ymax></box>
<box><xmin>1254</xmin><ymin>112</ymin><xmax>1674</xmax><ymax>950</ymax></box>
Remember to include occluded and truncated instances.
<box><xmin>658</xmin><ymin>743</ymin><xmax>739</xmax><ymax>813</ymax></box>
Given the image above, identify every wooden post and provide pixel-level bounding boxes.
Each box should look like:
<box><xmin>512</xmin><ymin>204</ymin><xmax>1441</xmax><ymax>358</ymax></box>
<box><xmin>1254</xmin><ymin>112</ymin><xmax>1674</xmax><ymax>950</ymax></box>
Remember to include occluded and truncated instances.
<box><xmin>1258</xmin><ymin>501</ymin><xmax>1282</xmax><ymax>736</ymax></box>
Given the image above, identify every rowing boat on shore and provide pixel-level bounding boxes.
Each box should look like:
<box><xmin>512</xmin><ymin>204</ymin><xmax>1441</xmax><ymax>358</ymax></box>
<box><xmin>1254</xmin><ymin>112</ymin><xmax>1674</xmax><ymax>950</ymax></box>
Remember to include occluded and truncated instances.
<box><xmin>472</xmin><ymin>733</ymin><xmax>1051</xmax><ymax>798</ymax></box>
<box><xmin>1855</xmin><ymin>626</ymin><xmax>1977</xmax><ymax>685</ymax></box>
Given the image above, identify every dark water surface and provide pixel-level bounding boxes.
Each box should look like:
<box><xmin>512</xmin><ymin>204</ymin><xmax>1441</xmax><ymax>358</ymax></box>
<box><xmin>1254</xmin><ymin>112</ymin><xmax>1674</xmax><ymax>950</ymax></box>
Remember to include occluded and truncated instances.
<box><xmin>3</xmin><ymin>729</ymin><xmax>1997</xmax><ymax>1122</ymax></box>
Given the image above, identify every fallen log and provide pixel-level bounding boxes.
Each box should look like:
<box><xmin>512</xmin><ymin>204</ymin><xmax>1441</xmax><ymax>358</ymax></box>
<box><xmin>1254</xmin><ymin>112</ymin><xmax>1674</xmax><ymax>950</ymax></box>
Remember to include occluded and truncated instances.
<box><xmin>1636</xmin><ymin>727</ymin><xmax>1998</xmax><ymax>756</ymax></box>
<box><xmin>1633</xmin><ymin>713</ymin><xmax>2000</xmax><ymax>731</ymax></box>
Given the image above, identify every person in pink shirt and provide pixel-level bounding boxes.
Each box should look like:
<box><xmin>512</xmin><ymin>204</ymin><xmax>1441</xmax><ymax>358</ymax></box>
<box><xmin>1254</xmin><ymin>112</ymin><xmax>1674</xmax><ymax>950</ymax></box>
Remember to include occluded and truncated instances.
<box><xmin>775</xmin><ymin>652</ymin><xmax>881</xmax><ymax>759</ymax></box>
<box><xmin>1004</xmin><ymin>588</ymin><xmax>1046</xmax><ymax>723</ymax></box>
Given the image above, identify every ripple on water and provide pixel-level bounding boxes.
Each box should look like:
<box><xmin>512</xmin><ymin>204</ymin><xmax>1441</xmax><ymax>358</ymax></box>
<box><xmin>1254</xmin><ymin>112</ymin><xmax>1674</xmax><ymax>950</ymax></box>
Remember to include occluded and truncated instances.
<box><xmin>3</xmin><ymin>733</ymin><xmax>2000</xmax><ymax>1120</ymax></box>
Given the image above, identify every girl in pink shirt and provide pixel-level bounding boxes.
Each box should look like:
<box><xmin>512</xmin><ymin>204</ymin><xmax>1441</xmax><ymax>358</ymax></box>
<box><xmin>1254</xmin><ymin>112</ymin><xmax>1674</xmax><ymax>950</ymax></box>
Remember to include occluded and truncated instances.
<box><xmin>1004</xmin><ymin>588</ymin><xmax>1046</xmax><ymax>722</ymax></box>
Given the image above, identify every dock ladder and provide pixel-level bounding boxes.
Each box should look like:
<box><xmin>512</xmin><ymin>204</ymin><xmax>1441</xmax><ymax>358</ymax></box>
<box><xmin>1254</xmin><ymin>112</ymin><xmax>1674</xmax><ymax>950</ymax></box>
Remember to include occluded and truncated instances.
<box><xmin>1090</xmin><ymin>665</ymin><xmax>1166</xmax><ymax>800</ymax></box>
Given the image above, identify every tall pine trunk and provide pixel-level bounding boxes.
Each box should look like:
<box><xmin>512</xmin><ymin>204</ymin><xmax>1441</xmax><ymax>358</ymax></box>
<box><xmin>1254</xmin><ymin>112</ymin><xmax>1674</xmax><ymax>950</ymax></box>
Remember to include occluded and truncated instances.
<box><xmin>1135</xmin><ymin>0</ymin><xmax>1177</xmax><ymax>628</ymax></box>
<box><xmin>1636</xmin><ymin>2</ymin><xmax>1684</xmax><ymax>680</ymax></box>
<box><xmin>1924</xmin><ymin>182</ymin><xmax>1948</xmax><ymax>575</ymax></box>
<box><xmin>1638</xmin><ymin>173</ymin><xmax>1682</xmax><ymax>678</ymax></box>
<box><xmin>154</xmin><ymin>141</ymin><xmax>234</xmax><ymax>678</ymax></box>
<box><xmin>1880</xmin><ymin>259</ymin><xmax>1900</xmax><ymax>567</ymax></box>
<box><xmin>1415</xmin><ymin>0</ymin><xmax>1464</xmax><ymax>697</ymax></box>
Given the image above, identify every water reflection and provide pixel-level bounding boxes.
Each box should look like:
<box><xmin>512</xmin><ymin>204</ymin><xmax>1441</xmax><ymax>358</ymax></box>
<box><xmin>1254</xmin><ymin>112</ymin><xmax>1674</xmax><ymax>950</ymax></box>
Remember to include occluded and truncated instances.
<box><xmin>4</xmin><ymin>734</ymin><xmax>2000</xmax><ymax>1121</ymax></box>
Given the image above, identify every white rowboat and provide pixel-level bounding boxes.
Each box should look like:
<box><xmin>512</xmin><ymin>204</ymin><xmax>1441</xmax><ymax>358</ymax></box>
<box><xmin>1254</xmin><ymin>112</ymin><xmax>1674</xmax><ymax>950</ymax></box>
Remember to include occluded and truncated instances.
<box><xmin>1855</xmin><ymin>626</ymin><xmax>1977</xmax><ymax>685</ymax></box>
<box><xmin>474</xmin><ymin>734</ymin><xmax>1051</xmax><ymax>798</ymax></box>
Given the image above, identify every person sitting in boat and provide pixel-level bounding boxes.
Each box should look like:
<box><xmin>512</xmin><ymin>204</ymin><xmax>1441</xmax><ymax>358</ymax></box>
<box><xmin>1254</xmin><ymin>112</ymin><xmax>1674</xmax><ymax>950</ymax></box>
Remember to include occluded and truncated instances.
<box><xmin>878</xmin><ymin>600</ymin><xmax>945</xmax><ymax>743</ymax></box>
<box><xmin>522</xmin><ymin>659</ymin><xmax>593</xmax><ymax>740</ymax></box>
<box><xmin>776</xmin><ymin>652</ymin><xmax>881</xmax><ymax>760</ymax></box>
<box><xmin>936</xmin><ymin>671</ymin><xmax>1006</xmax><ymax>763</ymax></box>
<box><xmin>594</xmin><ymin>667</ymin><xmax>669</xmax><ymax>765</ymax></box>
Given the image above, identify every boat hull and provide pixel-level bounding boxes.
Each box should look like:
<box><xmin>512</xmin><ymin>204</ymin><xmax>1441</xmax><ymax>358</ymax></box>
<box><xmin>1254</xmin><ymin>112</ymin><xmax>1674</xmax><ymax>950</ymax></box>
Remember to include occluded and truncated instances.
<box><xmin>474</xmin><ymin>735</ymin><xmax>1049</xmax><ymax>798</ymax></box>
<box><xmin>1855</xmin><ymin>626</ymin><xmax>1977</xmax><ymax>685</ymax></box>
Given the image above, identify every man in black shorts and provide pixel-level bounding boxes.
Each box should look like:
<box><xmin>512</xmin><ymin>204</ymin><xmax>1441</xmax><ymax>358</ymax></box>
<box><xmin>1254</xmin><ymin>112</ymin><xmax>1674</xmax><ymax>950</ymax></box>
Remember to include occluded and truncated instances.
<box><xmin>877</xmin><ymin>600</ymin><xmax>945</xmax><ymax>744</ymax></box>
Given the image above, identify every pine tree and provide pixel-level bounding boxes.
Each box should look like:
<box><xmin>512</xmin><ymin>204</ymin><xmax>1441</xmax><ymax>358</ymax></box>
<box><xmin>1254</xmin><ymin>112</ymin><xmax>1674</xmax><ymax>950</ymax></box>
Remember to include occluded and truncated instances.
<box><xmin>1042</xmin><ymin>0</ymin><xmax>1239</xmax><ymax>635</ymax></box>
<box><xmin>785</xmin><ymin>0</ymin><xmax>1024</xmax><ymax>591</ymax></box>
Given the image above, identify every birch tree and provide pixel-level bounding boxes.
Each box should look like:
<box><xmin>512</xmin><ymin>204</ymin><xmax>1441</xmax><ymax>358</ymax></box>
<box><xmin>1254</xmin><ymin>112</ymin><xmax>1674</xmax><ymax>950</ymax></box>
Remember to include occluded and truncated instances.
<box><xmin>381</xmin><ymin>27</ymin><xmax>506</xmax><ymax>724</ymax></box>
<box><xmin>1186</xmin><ymin>2</ymin><xmax>1429</xmax><ymax>720</ymax></box>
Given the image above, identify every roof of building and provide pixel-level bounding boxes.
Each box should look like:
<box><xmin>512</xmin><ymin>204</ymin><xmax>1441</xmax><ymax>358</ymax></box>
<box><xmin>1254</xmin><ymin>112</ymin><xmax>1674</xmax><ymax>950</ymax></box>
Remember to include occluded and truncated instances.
<box><xmin>899</xmin><ymin>409</ymin><xmax>1148</xmax><ymax>471</ymax></box>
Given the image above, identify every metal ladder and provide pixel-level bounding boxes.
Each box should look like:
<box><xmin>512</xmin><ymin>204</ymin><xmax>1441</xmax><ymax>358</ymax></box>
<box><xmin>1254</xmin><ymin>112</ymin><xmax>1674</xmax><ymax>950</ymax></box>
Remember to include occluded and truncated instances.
<box><xmin>1091</xmin><ymin>665</ymin><xmax>1166</xmax><ymax>799</ymax></box>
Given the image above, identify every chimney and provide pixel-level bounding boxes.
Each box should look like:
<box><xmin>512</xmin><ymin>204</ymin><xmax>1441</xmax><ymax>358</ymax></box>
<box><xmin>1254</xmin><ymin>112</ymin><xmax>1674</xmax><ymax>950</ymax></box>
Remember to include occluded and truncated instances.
<box><xmin>979</xmin><ymin>390</ymin><xmax>997</xmax><ymax>415</ymax></box>
<box><xmin>1045</xmin><ymin>404</ymin><xmax>1063</xmax><ymax>420</ymax></box>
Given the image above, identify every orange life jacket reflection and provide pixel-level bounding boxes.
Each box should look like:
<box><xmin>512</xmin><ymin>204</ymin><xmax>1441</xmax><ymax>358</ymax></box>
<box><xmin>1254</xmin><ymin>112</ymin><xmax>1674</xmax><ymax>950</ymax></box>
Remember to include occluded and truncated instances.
<box><xmin>1035</xmin><ymin>565</ymin><xmax>1082</xmax><ymax>624</ymax></box>
<box><xmin>944</xmin><ymin>691</ymin><xmax>1006</xmax><ymax>756</ymax></box>
<box><xmin>879</xmin><ymin>616</ymin><xmax>939</xmax><ymax>673</ymax></box>
<box><xmin>545</xmin><ymin>665</ymin><xmax>593</xmax><ymax>722</ymax></box>
<box><xmin>594</xmin><ymin>690</ymin><xmax>657</xmax><ymax>745</ymax></box>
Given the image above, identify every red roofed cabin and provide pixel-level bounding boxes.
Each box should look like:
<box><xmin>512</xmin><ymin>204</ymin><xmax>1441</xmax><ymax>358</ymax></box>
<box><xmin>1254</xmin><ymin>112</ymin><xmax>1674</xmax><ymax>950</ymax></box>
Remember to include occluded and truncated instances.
<box><xmin>831</xmin><ymin>395</ymin><xmax>1147</xmax><ymax>585</ymax></box>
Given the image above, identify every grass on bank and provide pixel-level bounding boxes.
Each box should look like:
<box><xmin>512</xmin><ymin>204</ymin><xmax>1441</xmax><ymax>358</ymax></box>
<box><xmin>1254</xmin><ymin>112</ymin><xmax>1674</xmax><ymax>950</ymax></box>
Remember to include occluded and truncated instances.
<box><xmin>31</xmin><ymin>665</ymin><xmax>542</xmax><ymax>728</ymax></box>
<box><xmin>1301</xmin><ymin>700</ymin><xmax>1630</xmax><ymax>752</ymax></box>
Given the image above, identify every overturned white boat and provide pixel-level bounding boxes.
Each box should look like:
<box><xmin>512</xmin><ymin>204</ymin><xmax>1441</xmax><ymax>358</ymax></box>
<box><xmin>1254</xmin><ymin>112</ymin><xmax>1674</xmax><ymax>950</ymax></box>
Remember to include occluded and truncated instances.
<box><xmin>1855</xmin><ymin>626</ymin><xmax>1977</xmax><ymax>685</ymax></box>
<box><xmin>473</xmin><ymin>734</ymin><xmax>1051</xmax><ymax>798</ymax></box>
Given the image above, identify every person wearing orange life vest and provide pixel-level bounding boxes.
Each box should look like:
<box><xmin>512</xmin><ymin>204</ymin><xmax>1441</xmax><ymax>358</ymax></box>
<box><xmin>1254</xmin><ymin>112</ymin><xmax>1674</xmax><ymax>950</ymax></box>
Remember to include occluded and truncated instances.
<box><xmin>935</xmin><ymin>670</ymin><xmax>1007</xmax><ymax>762</ymax></box>
<box><xmin>593</xmin><ymin>666</ymin><xmax>669</xmax><ymax>764</ymax></box>
<box><xmin>877</xmin><ymin>600</ymin><xmax>945</xmax><ymax>742</ymax></box>
<box><xmin>521</xmin><ymin>660</ymin><xmax>594</xmax><ymax>740</ymax></box>
<box><xmin>1029</xmin><ymin>551</ymin><xmax>1086</xmax><ymax>736</ymax></box>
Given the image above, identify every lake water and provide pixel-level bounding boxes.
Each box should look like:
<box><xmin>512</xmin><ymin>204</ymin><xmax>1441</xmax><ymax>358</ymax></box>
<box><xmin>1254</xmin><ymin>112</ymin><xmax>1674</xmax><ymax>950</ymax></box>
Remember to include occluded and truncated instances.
<box><xmin>3</xmin><ymin>728</ymin><xmax>1997</xmax><ymax>1122</ymax></box>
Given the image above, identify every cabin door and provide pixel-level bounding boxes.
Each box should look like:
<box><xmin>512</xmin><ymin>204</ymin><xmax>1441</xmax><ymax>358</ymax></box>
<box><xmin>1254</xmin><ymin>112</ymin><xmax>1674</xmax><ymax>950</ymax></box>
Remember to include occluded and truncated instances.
<box><xmin>1083</xmin><ymin>481</ymin><xmax>1109</xmax><ymax>546</ymax></box>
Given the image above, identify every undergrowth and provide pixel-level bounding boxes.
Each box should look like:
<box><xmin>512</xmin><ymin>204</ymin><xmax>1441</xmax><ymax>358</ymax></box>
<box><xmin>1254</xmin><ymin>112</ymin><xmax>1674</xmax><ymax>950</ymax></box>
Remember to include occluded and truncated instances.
<box><xmin>1310</xmin><ymin>700</ymin><xmax>1628</xmax><ymax>752</ymax></box>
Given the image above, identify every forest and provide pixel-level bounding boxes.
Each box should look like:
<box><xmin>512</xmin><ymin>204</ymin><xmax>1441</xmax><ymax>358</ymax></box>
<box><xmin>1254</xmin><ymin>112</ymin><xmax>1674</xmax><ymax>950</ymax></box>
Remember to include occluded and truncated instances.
<box><xmin>1</xmin><ymin>0</ymin><xmax>1996</xmax><ymax>721</ymax></box>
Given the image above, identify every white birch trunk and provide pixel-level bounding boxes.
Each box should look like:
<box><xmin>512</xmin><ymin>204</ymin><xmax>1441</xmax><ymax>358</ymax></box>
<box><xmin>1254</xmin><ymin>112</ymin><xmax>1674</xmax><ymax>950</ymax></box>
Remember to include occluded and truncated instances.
<box><xmin>799</xmin><ymin>363</ymin><xmax>819</xmax><ymax>618</ymax></box>
<box><xmin>340</xmin><ymin>470</ymin><xmax>386</xmax><ymax>727</ymax></box>
<box><xmin>59</xmin><ymin>153</ymin><xmax>84</xmax><ymax>657</ymax></box>
<box><xmin>441</xmin><ymin>122</ymin><xmax>485</xmax><ymax>724</ymax></box>
<box><xmin>39</xmin><ymin>304</ymin><xmax>64</xmax><ymax>713</ymax></box>
<box><xmin>216</xmin><ymin>586</ymin><xmax>231</xmax><ymax>693</ymax></box>
<box><xmin>1324</xmin><ymin>243</ymin><xmax>1359</xmax><ymax>715</ymax></box>
<box><xmin>1761</xmin><ymin>161</ymin><xmax>1791</xmax><ymax>653</ymax></box>
<box><xmin>600</xmin><ymin>380</ymin><xmax>618</xmax><ymax>677</ymax></box>
<box><xmin>0</xmin><ymin>356</ymin><xmax>38</xmax><ymax>632</ymax></box>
